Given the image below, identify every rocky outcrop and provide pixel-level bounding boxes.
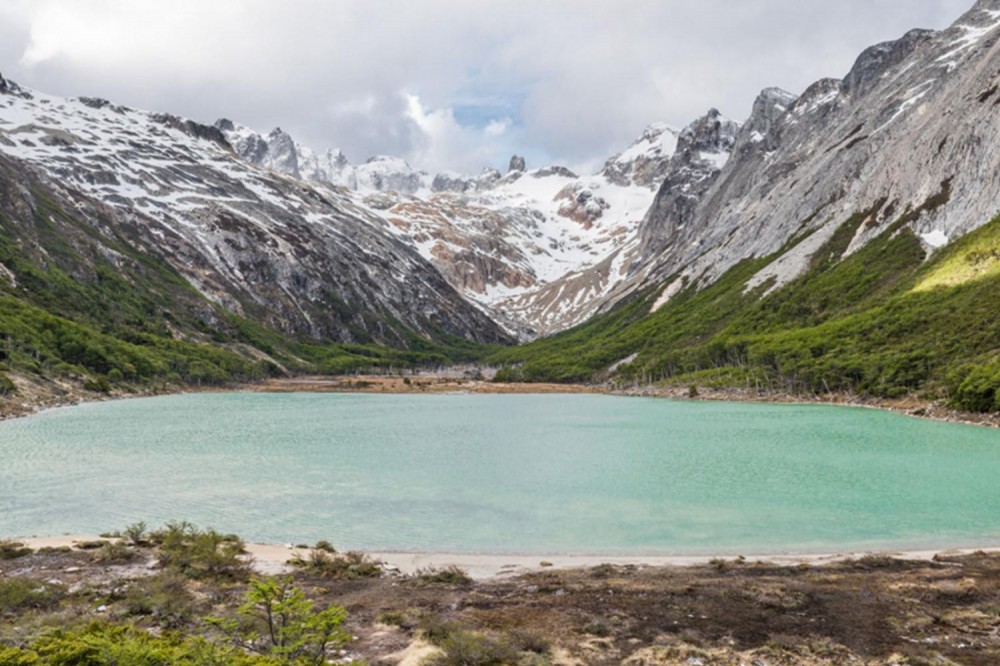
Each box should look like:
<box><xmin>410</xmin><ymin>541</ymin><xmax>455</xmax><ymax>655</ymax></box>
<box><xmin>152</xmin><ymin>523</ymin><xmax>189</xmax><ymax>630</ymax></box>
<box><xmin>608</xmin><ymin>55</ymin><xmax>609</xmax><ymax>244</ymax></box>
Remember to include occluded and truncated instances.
<box><xmin>632</xmin><ymin>109</ymin><xmax>740</xmax><ymax>268</ymax></box>
<box><xmin>508</xmin><ymin>155</ymin><xmax>526</xmax><ymax>173</ymax></box>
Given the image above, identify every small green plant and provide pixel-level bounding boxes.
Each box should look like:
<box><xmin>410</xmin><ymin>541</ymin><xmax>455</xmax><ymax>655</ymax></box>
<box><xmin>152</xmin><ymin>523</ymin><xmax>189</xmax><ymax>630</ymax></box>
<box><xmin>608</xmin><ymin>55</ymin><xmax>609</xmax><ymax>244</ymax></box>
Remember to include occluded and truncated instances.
<box><xmin>92</xmin><ymin>540</ymin><xmax>134</xmax><ymax>563</ymax></box>
<box><xmin>0</xmin><ymin>540</ymin><xmax>32</xmax><ymax>559</ymax></box>
<box><xmin>124</xmin><ymin>571</ymin><xmax>198</xmax><ymax>629</ymax></box>
<box><xmin>73</xmin><ymin>539</ymin><xmax>109</xmax><ymax>550</ymax></box>
<box><xmin>122</xmin><ymin>520</ymin><xmax>148</xmax><ymax>546</ymax></box>
<box><xmin>582</xmin><ymin>621</ymin><xmax>611</xmax><ymax>637</ymax></box>
<box><xmin>0</xmin><ymin>578</ymin><xmax>64</xmax><ymax>612</ymax></box>
<box><xmin>290</xmin><ymin>549</ymin><xmax>381</xmax><ymax>580</ymax></box>
<box><xmin>506</xmin><ymin>629</ymin><xmax>551</xmax><ymax>655</ymax></box>
<box><xmin>314</xmin><ymin>539</ymin><xmax>336</xmax><ymax>553</ymax></box>
<box><xmin>209</xmin><ymin>576</ymin><xmax>349</xmax><ymax>665</ymax></box>
<box><xmin>414</xmin><ymin>565</ymin><xmax>472</xmax><ymax>586</ymax></box>
<box><xmin>417</xmin><ymin>613</ymin><xmax>464</xmax><ymax>646</ymax></box>
<box><xmin>151</xmin><ymin>521</ymin><xmax>249</xmax><ymax>581</ymax></box>
<box><xmin>424</xmin><ymin>630</ymin><xmax>520</xmax><ymax>666</ymax></box>
<box><xmin>377</xmin><ymin>610</ymin><xmax>407</xmax><ymax>626</ymax></box>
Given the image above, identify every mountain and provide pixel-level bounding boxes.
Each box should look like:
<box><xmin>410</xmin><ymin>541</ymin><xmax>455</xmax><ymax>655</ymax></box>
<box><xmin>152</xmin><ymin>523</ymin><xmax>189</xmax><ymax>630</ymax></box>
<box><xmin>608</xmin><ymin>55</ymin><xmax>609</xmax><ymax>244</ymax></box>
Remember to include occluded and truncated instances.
<box><xmin>0</xmin><ymin>78</ymin><xmax>508</xmax><ymax>348</ymax></box>
<box><xmin>218</xmin><ymin>114</ymin><xmax>736</xmax><ymax>337</ymax></box>
<box><xmin>0</xmin><ymin>72</ymin><xmax>519</xmax><ymax>408</ymax></box>
<box><xmin>490</xmin><ymin>0</ymin><xmax>1000</xmax><ymax>414</ymax></box>
<box><xmin>1</xmin><ymin>0</ymin><xmax>998</xmax><ymax>414</ymax></box>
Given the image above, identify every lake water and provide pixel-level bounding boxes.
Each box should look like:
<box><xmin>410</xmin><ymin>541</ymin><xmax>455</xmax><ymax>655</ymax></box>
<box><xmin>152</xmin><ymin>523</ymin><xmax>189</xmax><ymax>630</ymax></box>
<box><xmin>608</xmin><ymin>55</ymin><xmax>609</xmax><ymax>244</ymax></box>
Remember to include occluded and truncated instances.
<box><xmin>1</xmin><ymin>392</ymin><xmax>998</xmax><ymax>555</ymax></box>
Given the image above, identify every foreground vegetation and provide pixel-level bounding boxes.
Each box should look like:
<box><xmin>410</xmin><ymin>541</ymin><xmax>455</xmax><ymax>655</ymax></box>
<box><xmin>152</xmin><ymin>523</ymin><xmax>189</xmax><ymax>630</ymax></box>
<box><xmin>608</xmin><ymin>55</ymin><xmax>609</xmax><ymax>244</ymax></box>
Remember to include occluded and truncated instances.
<box><xmin>2</xmin><ymin>522</ymin><xmax>1000</xmax><ymax>664</ymax></box>
<box><xmin>491</xmin><ymin>208</ymin><xmax>1000</xmax><ymax>414</ymax></box>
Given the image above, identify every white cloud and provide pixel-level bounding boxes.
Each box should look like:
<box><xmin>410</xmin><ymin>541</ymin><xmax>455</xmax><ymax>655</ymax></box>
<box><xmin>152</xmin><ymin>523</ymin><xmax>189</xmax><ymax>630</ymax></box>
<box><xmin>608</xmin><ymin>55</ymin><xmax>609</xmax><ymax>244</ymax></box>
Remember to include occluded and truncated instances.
<box><xmin>0</xmin><ymin>0</ymin><xmax>977</xmax><ymax>174</ymax></box>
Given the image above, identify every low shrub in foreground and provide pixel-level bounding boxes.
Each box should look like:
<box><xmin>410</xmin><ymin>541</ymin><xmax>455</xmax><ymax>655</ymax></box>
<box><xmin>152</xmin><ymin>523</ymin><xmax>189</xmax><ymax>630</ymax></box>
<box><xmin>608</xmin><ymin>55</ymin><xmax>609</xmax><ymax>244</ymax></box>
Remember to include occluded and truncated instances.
<box><xmin>289</xmin><ymin>548</ymin><xmax>382</xmax><ymax>580</ymax></box>
<box><xmin>0</xmin><ymin>578</ymin><xmax>65</xmax><ymax>613</ymax></box>
<box><xmin>0</xmin><ymin>540</ymin><xmax>32</xmax><ymax>559</ymax></box>
<box><xmin>151</xmin><ymin>521</ymin><xmax>249</xmax><ymax>581</ymax></box>
<box><xmin>414</xmin><ymin>565</ymin><xmax>472</xmax><ymax>586</ymax></box>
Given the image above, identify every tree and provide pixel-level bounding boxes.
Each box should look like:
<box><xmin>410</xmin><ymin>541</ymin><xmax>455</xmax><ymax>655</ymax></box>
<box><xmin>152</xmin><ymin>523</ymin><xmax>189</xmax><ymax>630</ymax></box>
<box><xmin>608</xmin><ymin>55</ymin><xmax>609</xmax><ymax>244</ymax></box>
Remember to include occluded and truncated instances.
<box><xmin>211</xmin><ymin>576</ymin><xmax>349</xmax><ymax>665</ymax></box>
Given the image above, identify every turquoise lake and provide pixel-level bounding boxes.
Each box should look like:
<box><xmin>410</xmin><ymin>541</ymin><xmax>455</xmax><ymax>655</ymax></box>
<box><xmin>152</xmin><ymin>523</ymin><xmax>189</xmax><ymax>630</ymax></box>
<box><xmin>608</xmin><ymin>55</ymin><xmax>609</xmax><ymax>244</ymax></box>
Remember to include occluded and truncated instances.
<box><xmin>1</xmin><ymin>392</ymin><xmax>998</xmax><ymax>554</ymax></box>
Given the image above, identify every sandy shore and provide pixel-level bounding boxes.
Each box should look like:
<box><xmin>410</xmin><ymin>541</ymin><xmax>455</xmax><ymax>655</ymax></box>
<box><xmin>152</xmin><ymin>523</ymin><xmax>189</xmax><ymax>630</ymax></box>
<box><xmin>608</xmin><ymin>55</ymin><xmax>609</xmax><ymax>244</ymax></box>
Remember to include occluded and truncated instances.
<box><xmin>19</xmin><ymin>534</ymin><xmax>1000</xmax><ymax>580</ymax></box>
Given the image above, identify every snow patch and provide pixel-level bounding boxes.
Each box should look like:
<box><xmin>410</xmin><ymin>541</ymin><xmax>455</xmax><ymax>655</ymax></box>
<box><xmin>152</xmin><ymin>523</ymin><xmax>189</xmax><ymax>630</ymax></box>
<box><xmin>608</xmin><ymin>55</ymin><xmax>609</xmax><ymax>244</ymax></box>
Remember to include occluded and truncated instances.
<box><xmin>651</xmin><ymin>277</ymin><xmax>685</xmax><ymax>312</ymax></box>
<box><xmin>919</xmin><ymin>229</ymin><xmax>949</xmax><ymax>248</ymax></box>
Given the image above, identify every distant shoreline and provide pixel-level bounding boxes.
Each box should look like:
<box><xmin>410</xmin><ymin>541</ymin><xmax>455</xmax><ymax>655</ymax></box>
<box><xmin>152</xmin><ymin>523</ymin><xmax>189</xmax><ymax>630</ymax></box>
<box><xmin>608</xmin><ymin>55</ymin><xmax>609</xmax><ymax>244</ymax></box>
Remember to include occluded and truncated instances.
<box><xmin>2</xmin><ymin>371</ymin><xmax>998</xmax><ymax>428</ymax></box>
<box><xmin>246</xmin><ymin>374</ymin><xmax>1000</xmax><ymax>429</ymax></box>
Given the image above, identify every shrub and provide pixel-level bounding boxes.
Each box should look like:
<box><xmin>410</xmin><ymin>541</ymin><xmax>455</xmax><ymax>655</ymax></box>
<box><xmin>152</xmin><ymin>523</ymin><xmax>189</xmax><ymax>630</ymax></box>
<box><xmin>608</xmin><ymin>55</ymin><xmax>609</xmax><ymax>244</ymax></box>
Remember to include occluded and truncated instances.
<box><xmin>506</xmin><ymin>629</ymin><xmax>551</xmax><ymax>655</ymax></box>
<box><xmin>290</xmin><ymin>549</ymin><xmax>381</xmax><ymax>580</ymax></box>
<box><xmin>424</xmin><ymin>630</ymin><xmax>520</xmax><ymax>666</ymax></box>
<box><xmin>92</xmin><ymin>540</ymin><xmax>134</xmax><ymax>564</ymax></box>
<box><xmin>124</xmin><ymin>571</ymin><xmax>197</xmax><ymax>629</ymax></box>
<box><xmin>123</xmin><ymin>520</ymin><xmax>149</xmax><ymax>546</ymax></box>
<box><xmin>73</xmin><ymin>539</ymin><xmax>109</xmax><ymax>550</ymax></box>
<box><xmin>151</xmin><ymin>521</ymin><xmax>249</xmax><ymax>581</ymax></box>
<box><xmin>414</xmin><ymin>565</ymin><xmax>472</xmax><ymax>586</ymax></box>
<box><xmin>0</xmin><ymin>578</ymin><xmax>65</xmax><ymax>613</ymax></box>
<box><xmin>0</xmin><ymin>539</ymin><xmax>32</xmax><ymax>559</ymax></box>
<box><xmin>26</xmin><ymin>623</ymin><xmax>282</xmax><ymax>665</ymax></box>
<box><xmin>417</xmin><ymin>613</ymin><xmax>465</xmax><ymax>646</ymax></box>
<box><xmin>314</xmin><ymin>539</ymin><xmax>336</xmax><ymax>553</ymax></box>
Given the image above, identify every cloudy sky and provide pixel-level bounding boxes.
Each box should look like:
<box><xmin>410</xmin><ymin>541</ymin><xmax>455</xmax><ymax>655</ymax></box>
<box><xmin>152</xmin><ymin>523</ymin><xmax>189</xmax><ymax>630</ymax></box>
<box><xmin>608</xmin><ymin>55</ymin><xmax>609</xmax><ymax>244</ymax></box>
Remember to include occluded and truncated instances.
<box><xmin>0</xmin><ymin>0</ymin><xmax>975</xmax><ymax>174</ymax></box>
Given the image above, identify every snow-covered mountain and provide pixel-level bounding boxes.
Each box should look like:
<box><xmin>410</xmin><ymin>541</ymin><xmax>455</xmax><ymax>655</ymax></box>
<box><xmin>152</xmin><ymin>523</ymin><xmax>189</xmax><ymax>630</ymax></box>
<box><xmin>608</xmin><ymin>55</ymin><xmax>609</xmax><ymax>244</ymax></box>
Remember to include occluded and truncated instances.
<box><xmin>0</xmin><ymin>77</ymin><xmax>510</xmax><ymax>345</ymax></box>
<box><xmin>2</xmin><ymin>0</ymin><xmax>996</xmax><ymax>350</ymax></box>
<box><xmin>623</xmin><ymin>0</ymin><xmax>1000</xmax><ymax>311</ymax></box>
<box><xmin>216</xmin><ymin>115</ymin><xmax>737</xmax><ymax>337</ymax></box>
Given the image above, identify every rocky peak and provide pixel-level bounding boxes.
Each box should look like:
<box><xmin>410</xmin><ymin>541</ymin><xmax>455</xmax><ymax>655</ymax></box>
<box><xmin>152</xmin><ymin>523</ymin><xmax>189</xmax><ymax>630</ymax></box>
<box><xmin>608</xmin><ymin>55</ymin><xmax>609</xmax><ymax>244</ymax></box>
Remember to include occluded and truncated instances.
<box><xmin>431</xmin><ymin>171</ymin><xmax>473</xmax><ymax>193</ymax></box>
<box><xmin>676</xmin><ymin>109</ymin><xmax>739</xmax><ymax>157</ymax></box>
<box><xmin>601</xmin><ymin>122</ymin><xmax>680</xmax><ymax>188</ymax></box>
<box><xmin>739</xmin><ymin>87</ymin><xmax>797</xmax><ymax>153</ymax></box>
<box><xmin>264</xmin><ymin>127</ymin><xmax>300</xmax><ymax>178</ymax></box>
<box><xmin>508</xmin><ymin>155</ymin><xmax>526</xmax><ymax>173</ymax></box>
<box><xmin>0</xmin><ymin>72</ymin><xmax>7</xmax><ymax>94</ymax></box>
<box><xmin>841</xmin><ymin>29</ymin><xmax>936</xmax><ymax>97</ymax></box>
<box><xmin>477</xmin><ymin>167</ymin><xmax>501</xmax><ymax>190</ymax></box>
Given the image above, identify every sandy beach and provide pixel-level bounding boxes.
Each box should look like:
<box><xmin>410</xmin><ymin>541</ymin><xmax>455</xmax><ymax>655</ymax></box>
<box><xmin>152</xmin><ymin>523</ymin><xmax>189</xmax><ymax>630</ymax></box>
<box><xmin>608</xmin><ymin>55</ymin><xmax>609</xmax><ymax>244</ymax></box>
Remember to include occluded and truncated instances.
<box><xmin>20</xmin><ymin>534</ymin><xmax>1000</xmax><ymax>580</ymax></box>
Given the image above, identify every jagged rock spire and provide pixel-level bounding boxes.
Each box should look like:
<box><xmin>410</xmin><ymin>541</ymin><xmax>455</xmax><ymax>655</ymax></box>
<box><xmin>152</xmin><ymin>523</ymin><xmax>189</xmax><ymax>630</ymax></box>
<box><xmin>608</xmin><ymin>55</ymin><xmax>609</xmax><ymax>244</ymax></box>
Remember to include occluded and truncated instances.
<box><xmin>508</xmin><ymin>155</ymin><xmax>526</xmax><ymax>173</ymax></box>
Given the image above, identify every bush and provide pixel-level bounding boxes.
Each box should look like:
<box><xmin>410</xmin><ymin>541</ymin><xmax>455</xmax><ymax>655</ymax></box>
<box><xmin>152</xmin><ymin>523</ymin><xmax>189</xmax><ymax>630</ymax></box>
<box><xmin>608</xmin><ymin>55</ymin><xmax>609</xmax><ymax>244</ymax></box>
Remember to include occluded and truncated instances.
<box><xmin>151</xmin><ymin>521</ymin><xmax>249</xmax><ymax>581</ymax></box>
<box><xmin>506</xmin><ymin>629</ymin><xmax>552</xmax><ymax>655</ymax></box>
<box><xmin>124</xmin><ymin>571</ymin><xmax>198</xmax><ymax>629</ymax></box>
<box><xmin>0</xmin><ymin>578</ymin><xmax>65</xmax><ymax>613</ymax></box>
<box><xmin>92</xmin><ymin>540</ymin><xmax>135</xmax><ymax>564</ymax></box>
<box><xmin>123</xmin><ymin>520</ymin><xmax>149</xmax><ymax>546</ymax></box>
<box><xmin>0</xmin><ymin>539</ymin><xmax>32</xmax><ymax>559</ymax></box>
<box><xmin>289</xmin><ymin>549</ymin><xmax>381</xmax><ymax>580</ymax></box>
<box><xmin>25</xmin><ymin>623</ymin><xmax>283</xmax><ymax>665</ymax></box>
<box><xmin>424</xmin><ymin>630</ymin><xmax>520</xmax><ymax>666</ymax></box>
<box><xmin>314</xmin><ymin>539</ymin><xmax>336</xmax><ymax>553</ymax></box>
<box><xmin>414</xmin><ymin>565</ymin><xmax>472</xmax><ymax>586</ymax></box>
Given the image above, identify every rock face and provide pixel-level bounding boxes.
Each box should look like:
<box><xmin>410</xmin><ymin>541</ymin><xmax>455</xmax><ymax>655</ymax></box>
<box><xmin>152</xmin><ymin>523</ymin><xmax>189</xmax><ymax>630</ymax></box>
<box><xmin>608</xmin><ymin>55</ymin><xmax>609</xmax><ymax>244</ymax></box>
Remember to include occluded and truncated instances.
<box><xmin>508</xmin><ymin>155</ymin><xmax>526</xmax><ymax>173</ymax></box>
<box><xmin>632</xmin><ymin>109</ymin><xmax>741</xmax><ymax>268</ymax></box>
<box><xmin>623</xmin><ymin>0</ymin><xmax>1000</xmax><ymax>310</ymax></box>
<box><xmin>0</xmin><ymin>85</ymin><xmax>510</xmax><ymax>346</ymax></box>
